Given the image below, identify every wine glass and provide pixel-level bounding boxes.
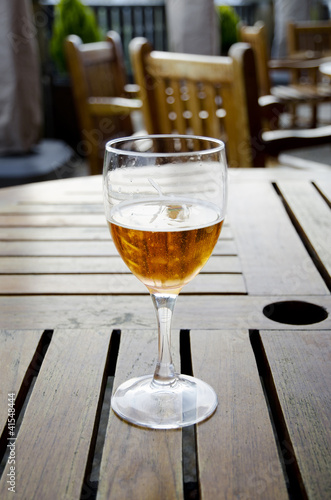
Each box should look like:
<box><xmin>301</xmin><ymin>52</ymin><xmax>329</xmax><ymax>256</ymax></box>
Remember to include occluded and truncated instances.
<box><xmin>103</xmin><ymin>135</ymin><xmax>227</xmax><ymax>429</ymax></box>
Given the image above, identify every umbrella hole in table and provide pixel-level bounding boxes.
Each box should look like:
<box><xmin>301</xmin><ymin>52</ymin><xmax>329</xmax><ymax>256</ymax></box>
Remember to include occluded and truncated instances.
<box><xmin>262</xmin><ymin>300</ymin><xmax>328</xmax><ymax>325</ymax></box>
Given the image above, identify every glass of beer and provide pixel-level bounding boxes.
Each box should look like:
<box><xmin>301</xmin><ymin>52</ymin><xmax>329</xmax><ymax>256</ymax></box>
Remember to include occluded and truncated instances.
<box><xmin>103</xmin><ymin>135</ymin><xmax>227</xmax><ymax>429</ymax></box>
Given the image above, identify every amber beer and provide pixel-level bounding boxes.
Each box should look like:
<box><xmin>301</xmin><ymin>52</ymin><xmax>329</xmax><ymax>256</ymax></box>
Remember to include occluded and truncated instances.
<box><xmin>108</xmin><ymin>198</ymin><xmax>223</xmax><ymax>294</ymax></box>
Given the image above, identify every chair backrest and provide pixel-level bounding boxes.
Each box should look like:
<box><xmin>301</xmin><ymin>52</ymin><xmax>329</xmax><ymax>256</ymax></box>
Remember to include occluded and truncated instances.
<box><xmin>239</xmin><ymin>22</ymin><xmax>271</xmax><ymax>96</ymax></box>
<box><xmin>129</xmin><ymin>38</ymin><xmax>255</xmax><ymax>167</ymax></box>
<box><xmin>65</xmin><ymin>31</ymin><xmax>134</xmax><ymax>171</ymax></box>
<box><xmin>287</xmin><ymin>20</ymin><xmax>331</xmax><ymax>57</ymax></box>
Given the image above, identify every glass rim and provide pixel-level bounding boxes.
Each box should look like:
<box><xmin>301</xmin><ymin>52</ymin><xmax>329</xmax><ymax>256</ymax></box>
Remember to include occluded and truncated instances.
<box><xmin>105</xmin><ymin>134</ymin><xmax>225</xmax><ymax>157</ymax></box>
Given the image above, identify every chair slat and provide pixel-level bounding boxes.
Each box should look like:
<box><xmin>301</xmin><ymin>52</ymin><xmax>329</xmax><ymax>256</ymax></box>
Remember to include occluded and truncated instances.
<box><xmin>154</xmin><ymin>77</ymin><xmax>173</xmax><ymax>133</ymax></box>
<box><xmin>168</xmin><ymin>79</ymin><xmax>187</xmax><ymax>134</ymax></box>
<box><xmin>202</xmin><ymin>83</ymin><xmax>222</xmax><ymax>138</ymax></box>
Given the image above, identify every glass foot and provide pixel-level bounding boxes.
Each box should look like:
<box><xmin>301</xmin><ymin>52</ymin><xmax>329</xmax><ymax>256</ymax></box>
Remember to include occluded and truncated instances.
<box><xmin>111</xmin><ymin>374</ymin><xmax>218</xmax><ymax>429</ymax></box>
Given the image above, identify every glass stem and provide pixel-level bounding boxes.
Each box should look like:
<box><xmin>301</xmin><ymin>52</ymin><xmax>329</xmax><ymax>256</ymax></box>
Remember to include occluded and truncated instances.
<box><xmin>151</xmin><ymin>293</ymin><xmax>178</xmax><ymax>386</ymax></box>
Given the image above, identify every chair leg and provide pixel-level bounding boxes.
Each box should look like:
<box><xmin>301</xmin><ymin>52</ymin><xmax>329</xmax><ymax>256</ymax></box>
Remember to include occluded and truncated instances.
<box><xmin>89</xmin><ymin>148</ymin><xmax>102</xmax><ymax>175</ymax></box>
<box><xmin>311</xmin><ymin>103</ymin><xmax>317</xmax><ymax>128</ymax></box>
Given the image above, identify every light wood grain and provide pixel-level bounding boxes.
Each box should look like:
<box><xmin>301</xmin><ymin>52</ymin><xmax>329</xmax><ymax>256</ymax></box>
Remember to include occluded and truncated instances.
<box><xmin>0</xmin><ymin>330</ymin><xmax>44</xmax><ymax>453</ymax></box>
<box><xmin>0</xmin><ymin>239</ymin><xmax>236</xmax><ymax>257</ymax></box>
<box><xmin>97</xmin><ymin>329</ymin><xmax>183</xmax><ymax>500</ymax></box>
<box><xmin>0</xmin><ymin>295</ymin><xmax>329</xmax><ymax>331</ymax></box>
<box><xmin>0</xmin><ymin>170</ymin><xmax>330</xmax><ymax>499</ymax></box>
<box><xmin>0</xmin><ymin>255</ymin><xmax>241</xmax><ymax>274</ymax></box>
<box><xmin>0</xmin><ymin>225</ymin><xmax>232</xmax><ymax>241</ymax></box>
<box><xmin>0</xmin><ymin>214</ymin><xmax>107</xmax><ymax>227</ymax></box>
<box><xmin>0</xmin><ymin>329</ymin><xmax>111</xmax><ymax>500</ymax></box>
<box><xmin>0</xmin><ymin>203</ymin><xmax>104</xmax><ymax>214</ymax></box>
<box><xmin>0</xmin><ymin>273</ymin><xmax>245</xmax><ymax>295</ymax></box>
<box><xmin>228</xmin><ymin>181</ymin><xmax>329</xmax><ymax>295</ymax></box>
<box><xmin>315</xmin><ymin>179</ymin><xmax>331</xmax><ymax>203</ymax></box>
<box><xmin>191</xmin><ymin>329</ymin><xmax>288</xmax><ymax>499</ymax></box>
<box><xmin>277</xmin><ymin>181</ymin><xmax>331</xmax><ymax>283</ymax></box>
<box><xmin>260</xmin><ymin>330</ymin><xmax>331</xmax><ymax>499</ymax></box>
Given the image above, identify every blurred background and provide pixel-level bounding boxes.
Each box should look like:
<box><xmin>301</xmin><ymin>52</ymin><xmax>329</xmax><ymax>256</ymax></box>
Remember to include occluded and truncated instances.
<box><xmin>1</xmin><ymin>0</ymin><xmax>330</xmax><ymax>183</ymax></box>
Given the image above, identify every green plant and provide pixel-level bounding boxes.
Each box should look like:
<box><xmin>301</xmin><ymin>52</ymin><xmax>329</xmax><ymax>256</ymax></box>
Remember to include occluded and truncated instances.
<box><xmin>50</xmin><ymin>0</ymin><xmax>102</xmax><ymax>73</ymax></box>
<box><xmin>217</xmin><ymin>5</ymin><xmax>240</xmax><ymax>54</ymax></box>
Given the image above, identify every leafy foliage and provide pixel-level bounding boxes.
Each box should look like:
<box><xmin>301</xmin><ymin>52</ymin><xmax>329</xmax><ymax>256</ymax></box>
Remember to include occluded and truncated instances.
<box><xmin>50</xmin><ymin>0</ymin><xmax>102</xmax><ymax>73</ymax></box>
<box><xmin>217</xmin><ymin>5</ymin><xmax>240</xmax><ymax>54</ymax></box>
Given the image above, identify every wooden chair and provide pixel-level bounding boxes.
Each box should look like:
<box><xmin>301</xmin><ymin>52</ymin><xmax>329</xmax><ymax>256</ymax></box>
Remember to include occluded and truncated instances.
<box><xmin>240</xmin><ymin>22</ymin><xmax>331</xmax><ymax>128</ymax></box>
<box><xmin>129</xmin><ymin>37</ymin><xmax>254</xmax><ymax>167</ymax></box>
<box><xmin>287</xmin><ymin>20</ymin><xmax>331</xmax><ymax>58</ymax></box>
<box><xmin>65</xmin><ymin>31</ymin><xmax>142</xmax><ymax>175</ymax></box>
<box><xmin>129</xmin><ymin>37</ymin><xmax>331</xmax><ymax>167</ymax></box>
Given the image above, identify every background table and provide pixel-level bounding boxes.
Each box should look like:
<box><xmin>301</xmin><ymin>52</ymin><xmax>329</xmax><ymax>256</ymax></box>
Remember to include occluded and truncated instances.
<box><xmin>0</xmin><ymin>166</ymin><xmax>330</xmax><ymax>499</ymax></box>
<box><xmin>320</xmin><ymin>61</ymin><xmax>331</xmax><ymax>77</ymax></box>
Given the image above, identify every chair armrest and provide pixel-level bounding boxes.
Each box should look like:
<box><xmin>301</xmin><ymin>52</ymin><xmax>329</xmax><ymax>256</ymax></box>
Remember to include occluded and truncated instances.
<box><xmin>259</xmin><ymin>95</ymin><xmax>286</xmax><ymax>115</ymax></box>
<box><xmin>268</xmin><ymin>57</ymin><xmax>331</xmax><ymax>71</ymax></box>
<box><xmin>258</xmin><ymin>95</ymin><xmax>286</xmax><ymax>129</ymax></box>
<box><xmin>88</xmin><ymin>96</ymin><xmax>142</xmax><ymax>116</ymax></box>
<box><xmin>262</xmin><ymin>125</ymin><xmax>331</xmax><ymax>155</ymax></box>
<box><xmin>124</xmin><ymin>83</ymin><xmax>141</xmax><ymax>98</ymax></box>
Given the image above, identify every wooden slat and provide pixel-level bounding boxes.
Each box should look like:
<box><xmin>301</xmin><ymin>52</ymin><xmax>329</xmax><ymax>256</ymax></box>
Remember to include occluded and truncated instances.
<box><xmin>315</xmin><ymin>179</ymin><xmax>331</xmax><ymax>203</ymax></box>
<box><xmin>0</xmin><ymin>241</ymin><xmax>119</xmax><ymax>257</ymax></box>
<box><xmin>277</xmin><ymin>181</ymin><xmax>331</xmax><ymax>283</ymax></box>
<box><xmin>0</xmin><ymin>204</ymin><xmax>103</xmax><ymax>214</ymax></box>
<box><xmin>0</xmin><ymin>256</ymin><xmax>129</xmax><ymax>274</ymax></box>
<box><xmin>0</xmin><ymin>329</ymin><xmax>111</xmax><ymax>500</ymax></box>
<box><xmin>0</xmin><ymin>273</ymin><xmax>246</xmax><ymax>295</ymax></box>
<box><xmin>202</xmin><ymin>83</ymin><xmax>220</xmax><ymax>138</ymax></box>
<box><xmin>190</xmin><ymin>330</ymin><xmax>288</xmax><ymax>499</ymax></box>
<box><xmin>154</xmin><ymin>77</ymin><xmax>173</xmax><ymax>133</ymax></box>
<box><xmin>185</xmin><ymin>81</ymin><xmax>204</xmax><ymax>135</ymax></box>
<box><xmin>0</xmin><ymin>239</ymin><xmax>237</xmax><ymax>257</ymax></box>
<box><xmin>0</xmin><ymin>226</ymin><xmax>109</xmax><ymax>241</ymax></box>
<box><xmin>170</xmin><ymin>79</ymin><xmax>187</xmax><ymax>134</ymax></box>
<box><xmin>147</xmin><ymin>52</ymin><xmax>234</xmax><ymax>82</ymax></box>
<box><xmin>228</xmin><ymin>181</ymin><xmax>329</xmax><ymax>295</ymax></box>
<box><xmin>0</xmin><ymin>224</ymin><xmax>233</xmax><ymax>241</ymax></box>
<box><xmin>97</xmin><ymin>329</ymin><xmax>183</xmax><ymax>499</ymax></box>
<box><xmin>260</xmin><ymin>330</ymin><xmax>331</xmax><ymax>499</ymax></box>
<box><xmin>0</xmin><ymin>255</ymin><xmax>241</xmax><ymax>274</ymax></box>
<box><xmin>0</xmin><ymin>330</ymin><xmax>43</xmax><ymax>448</ymax></box>
<box><xmin>0</xmin><ymin>175</ymin><xmax>102</xmax><ymax>205</ymax></box>
<box><xmin>0</xmin><ymin>295</ymin><xmax>330</xmax><ymax>331</ymax></box>
<box><xmin>0</xmin><ymin>214</ymin><xmax>106</xmax><ymax>227</ymax></box>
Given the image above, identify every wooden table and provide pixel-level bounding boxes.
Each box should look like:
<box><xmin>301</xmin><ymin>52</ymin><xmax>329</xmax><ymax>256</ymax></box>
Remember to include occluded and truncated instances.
<box><xmin>0</xmin><ymin>166</ymin><xmax>330</xmax><ymax>499</ymax></box>
<box><xmin>320</xmin><ymin>61</ymin><xmax>331</xmax><ymax>78</ymax></box>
